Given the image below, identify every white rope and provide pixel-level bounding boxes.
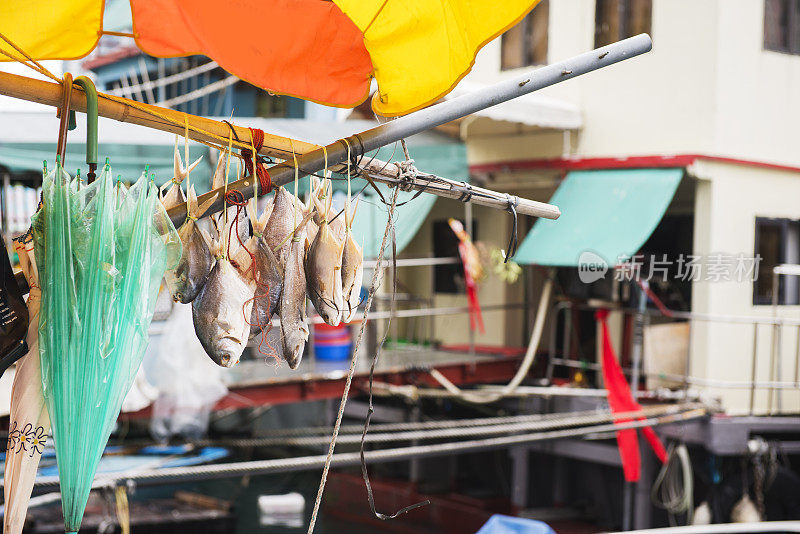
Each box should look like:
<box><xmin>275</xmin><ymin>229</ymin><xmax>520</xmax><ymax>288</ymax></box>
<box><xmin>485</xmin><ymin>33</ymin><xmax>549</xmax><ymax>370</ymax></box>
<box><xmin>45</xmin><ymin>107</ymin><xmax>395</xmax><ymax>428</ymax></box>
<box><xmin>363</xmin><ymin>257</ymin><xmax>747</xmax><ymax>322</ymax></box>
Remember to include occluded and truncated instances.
<box><xmin>651</xmin><ymin>443</ymin><xmax>694</xmax><ymax>526</ymax></box>
<box><xmin>428</xmin><ymin>277</ymin><xmax>552</xmax><ymax>404</ymax></box>
<box><xmin>307</xmin><ymin>186</ymin><xmax>401</xmax><ymax>533</ymax></box>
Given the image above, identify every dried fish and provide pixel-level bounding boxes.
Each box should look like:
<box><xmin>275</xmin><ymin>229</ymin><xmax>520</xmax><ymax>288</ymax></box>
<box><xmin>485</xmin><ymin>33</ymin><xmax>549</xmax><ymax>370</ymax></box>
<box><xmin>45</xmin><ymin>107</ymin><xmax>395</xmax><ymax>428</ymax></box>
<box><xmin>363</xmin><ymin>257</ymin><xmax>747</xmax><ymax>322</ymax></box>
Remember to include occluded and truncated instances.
<box><xmin>160</xmin><ymin>140</ymin><xmax>202</xmax><ymax>210</ymax></box>
<box><xmin>164</xmin><ymin>186</ymin><xmax>217</xmax><ymax>303</ymax></box>
<box><xmin>305</xmin><ymin>193</ymin><xmax>344</xmax><ymax>326</ymax></box>
<box><xmin>279</xmin><ymin>224</ymin><xmax>309</xmax><ymax>369</ymax></box>
<box><xmin>263</xmin><ymin>187</ymin><xmax>300</xmax><ymax>269</ymax></box>
<box><xmin>340</xmin><ymin>197</ymin><xmax>363</xmax><ymax>323</ymax></box>
<box><xmin>246</xmin><ymin>199</ymin><xmax>282</xmax><ymax>338</ymax></box>
<box><xmin>192</xmin><ymin>238</ymin><xmax>255</xmax><ymax>367</ymax></box>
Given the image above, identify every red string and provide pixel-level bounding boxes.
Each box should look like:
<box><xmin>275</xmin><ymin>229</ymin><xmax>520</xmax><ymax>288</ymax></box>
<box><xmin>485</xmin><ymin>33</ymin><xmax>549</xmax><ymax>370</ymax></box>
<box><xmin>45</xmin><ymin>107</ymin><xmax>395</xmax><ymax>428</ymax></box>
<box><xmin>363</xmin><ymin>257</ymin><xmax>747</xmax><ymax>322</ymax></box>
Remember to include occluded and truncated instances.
<box><xmin>241</xmin><ymin>127</ymin><xmax>272</xmax><ymax>194</ymax></box>
<box><xmin>225</xmin><ymin>188</ymin><xmax>280</xmax><ymax>363</ymax></box>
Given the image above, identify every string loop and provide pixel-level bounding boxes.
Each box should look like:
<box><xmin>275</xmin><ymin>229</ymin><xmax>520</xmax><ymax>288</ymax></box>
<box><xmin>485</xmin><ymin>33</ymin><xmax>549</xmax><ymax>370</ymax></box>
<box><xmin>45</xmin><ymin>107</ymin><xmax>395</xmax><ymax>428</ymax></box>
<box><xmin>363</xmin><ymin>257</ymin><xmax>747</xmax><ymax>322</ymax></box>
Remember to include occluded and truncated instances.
<box><xmin>241</xmin><ymin>128</ymin><xmax>273</xmax><ymax>194</ymax></box>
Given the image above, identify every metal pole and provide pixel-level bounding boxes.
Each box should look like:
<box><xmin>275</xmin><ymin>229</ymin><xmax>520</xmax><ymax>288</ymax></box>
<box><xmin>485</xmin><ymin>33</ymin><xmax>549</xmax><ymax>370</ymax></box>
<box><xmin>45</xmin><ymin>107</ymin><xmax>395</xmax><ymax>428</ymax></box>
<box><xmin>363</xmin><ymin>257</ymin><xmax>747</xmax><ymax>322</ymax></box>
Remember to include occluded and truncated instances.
<box><xmin>466</xmin><ymin>199</ymin><xmax>475</xmax><ymax>358</ymax></box>
<box><xmin>750</xmin><ymin>323</ymin><xmax>758</xmax><ymax>415</ymax></box>
<box><xmin>166</xmin><ymin>34</ymin><xmax>653</xmax><ymax>227</ymax></box>
<box><xmin>770</xmin><ymin>271</ymin><xmax>779</xmax><ymax>414</ymax></box>
<box><xmin>631</xmin><ymin>281</ymin><xmax>648</xmax><ymax>399</ymax></box>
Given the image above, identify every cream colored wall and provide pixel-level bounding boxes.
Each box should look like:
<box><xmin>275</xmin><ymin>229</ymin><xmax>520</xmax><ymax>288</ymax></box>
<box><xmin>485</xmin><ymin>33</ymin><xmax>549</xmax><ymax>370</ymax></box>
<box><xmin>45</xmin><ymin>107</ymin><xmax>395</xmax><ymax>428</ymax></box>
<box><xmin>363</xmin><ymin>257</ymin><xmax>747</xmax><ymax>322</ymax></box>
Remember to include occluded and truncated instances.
<box><xmin>468</xmin><ymin>0</ymin><xmax>800</xmax><ymax>167</ymax></box>
<box><xmin>466</xmin><ymin>0</ymin><xmax>720</xmax><ymax>159</ymax></box>
<box><xmin>690</xmin><ymin>160</ymin><xmax>800</xmax><ymax>414</ymax></box>
<box><xmin>714</xmin><ymin>2</ymin><xmax>800</xmax><ymax>167</ymax></box>
<box><xmin>399</xmin><ymin>198</ymin><xmax>529</xmax><ymax>348</ymax></box>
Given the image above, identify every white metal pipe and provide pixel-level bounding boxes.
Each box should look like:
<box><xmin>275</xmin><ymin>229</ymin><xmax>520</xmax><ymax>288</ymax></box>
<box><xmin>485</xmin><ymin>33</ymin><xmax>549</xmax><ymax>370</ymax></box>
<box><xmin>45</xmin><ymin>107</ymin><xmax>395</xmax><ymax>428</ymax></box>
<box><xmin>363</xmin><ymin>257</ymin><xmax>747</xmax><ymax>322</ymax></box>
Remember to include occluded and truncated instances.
<box><xmin>170</xmin><ymin>34</ymin><xmax>653</xmax><ymax>226</ymax></box>
<box><xmin>612</xmin><ymin>522</ymin><xmax>800</xmax><ymax>534</ymax></box>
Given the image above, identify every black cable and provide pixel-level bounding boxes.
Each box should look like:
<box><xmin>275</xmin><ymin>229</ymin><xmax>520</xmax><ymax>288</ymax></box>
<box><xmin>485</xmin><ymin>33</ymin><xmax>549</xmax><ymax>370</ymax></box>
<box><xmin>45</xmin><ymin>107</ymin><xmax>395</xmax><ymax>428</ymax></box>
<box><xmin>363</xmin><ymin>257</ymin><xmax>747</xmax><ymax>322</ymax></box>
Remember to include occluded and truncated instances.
<box><xmin>504</xmin><ymin>194</ymin><xmax>520</xmax><ymax>263</ymax></box>
<box><xmin>359</xmin><ymin>190</ymin><xmax>430</xmax><ymax>520</ymax></box>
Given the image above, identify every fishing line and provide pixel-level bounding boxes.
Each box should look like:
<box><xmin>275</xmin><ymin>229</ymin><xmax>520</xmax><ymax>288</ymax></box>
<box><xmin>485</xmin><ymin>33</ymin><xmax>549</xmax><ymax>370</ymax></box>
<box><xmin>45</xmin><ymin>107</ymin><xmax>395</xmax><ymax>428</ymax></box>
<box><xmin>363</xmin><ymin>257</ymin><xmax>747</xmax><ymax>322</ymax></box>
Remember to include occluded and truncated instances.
<box><xmin>184</xmin><ymin>115</ymin><xmax>191</xmax><ymax>195</ymax></box>
<box><xmin>290</xmin><ymin>139</ymin><xmax>299</xmax><ymax>239</ymax></box>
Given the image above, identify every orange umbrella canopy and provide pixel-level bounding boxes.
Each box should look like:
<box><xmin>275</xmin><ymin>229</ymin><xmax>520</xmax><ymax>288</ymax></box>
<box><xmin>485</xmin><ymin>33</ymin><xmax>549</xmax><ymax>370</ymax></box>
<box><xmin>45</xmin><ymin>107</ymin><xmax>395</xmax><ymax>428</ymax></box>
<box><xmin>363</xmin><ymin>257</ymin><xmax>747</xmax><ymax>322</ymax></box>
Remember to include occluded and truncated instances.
<box><xmin>0</xmin><ymin>0</ymin><xmax>541</xmax><ymax>116</ymax></box>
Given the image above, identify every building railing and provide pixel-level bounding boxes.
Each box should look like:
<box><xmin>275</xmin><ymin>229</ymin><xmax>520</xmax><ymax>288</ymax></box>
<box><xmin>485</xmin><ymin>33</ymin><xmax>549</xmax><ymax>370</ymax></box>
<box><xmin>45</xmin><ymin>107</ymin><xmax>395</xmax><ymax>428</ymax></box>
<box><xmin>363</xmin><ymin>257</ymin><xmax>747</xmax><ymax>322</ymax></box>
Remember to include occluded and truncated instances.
<box><xmin>545</xmin><ymin>294</ymin><xmax>800</xmax><ymax>415</ymax></box>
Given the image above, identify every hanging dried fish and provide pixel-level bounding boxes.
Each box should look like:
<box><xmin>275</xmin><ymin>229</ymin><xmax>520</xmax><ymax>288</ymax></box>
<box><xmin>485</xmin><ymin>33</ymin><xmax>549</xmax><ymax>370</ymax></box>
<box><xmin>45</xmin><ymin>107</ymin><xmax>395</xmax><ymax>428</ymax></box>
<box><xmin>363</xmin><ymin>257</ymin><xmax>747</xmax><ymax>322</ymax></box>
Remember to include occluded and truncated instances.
<box><xmin>164</xmin><ymin>186</ymin><xmax>217</xmax><ymax>303</ymax></box>
<box><xmin>160</xmin><ymin>140</ymin><xmax>202</xmax><ymax>210</ymax></box>
<box><xmin>340</xmin><ymin>196</ymin><xmax>363</xmax><ymax>323</ymax></box>
<box><xmin>246</xmin><ymin>198</ymin><xmax>282</xmax><ymax>338</ymax></box>
<box><xmin>305</xmin><ymin>192</ymin><xmax>344</xmax><ymax>326</ymax></box>
<box><xmin>279</xmin><ymin>221</ymin><xmax>309</xmax><ymax>368</ymax></box>
<box><xmin>263</xmin><ymin>187</ymin><xmax>300</xmax><ymax>269</ymax></box>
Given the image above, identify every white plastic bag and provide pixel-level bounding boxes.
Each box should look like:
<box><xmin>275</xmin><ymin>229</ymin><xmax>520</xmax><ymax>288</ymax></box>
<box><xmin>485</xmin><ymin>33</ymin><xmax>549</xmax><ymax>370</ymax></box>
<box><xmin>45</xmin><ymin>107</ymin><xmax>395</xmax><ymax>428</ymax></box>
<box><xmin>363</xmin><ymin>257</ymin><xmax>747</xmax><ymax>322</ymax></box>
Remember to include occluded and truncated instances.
<box><xmin>143</xmin><ymin>303</ymin><xmax>228</xmax><ymax>441</ymax></box>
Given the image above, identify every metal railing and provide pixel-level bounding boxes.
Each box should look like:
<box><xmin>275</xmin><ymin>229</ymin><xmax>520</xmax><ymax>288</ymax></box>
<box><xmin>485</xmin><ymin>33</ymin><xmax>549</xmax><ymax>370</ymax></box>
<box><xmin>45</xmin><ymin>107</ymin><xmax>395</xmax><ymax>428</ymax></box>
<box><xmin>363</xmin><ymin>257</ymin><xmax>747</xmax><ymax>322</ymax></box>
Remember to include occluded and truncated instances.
<box><xmin>545</xmin><ymin>285</ymin><xmax>800</xmax><ymax>415</ymax></box>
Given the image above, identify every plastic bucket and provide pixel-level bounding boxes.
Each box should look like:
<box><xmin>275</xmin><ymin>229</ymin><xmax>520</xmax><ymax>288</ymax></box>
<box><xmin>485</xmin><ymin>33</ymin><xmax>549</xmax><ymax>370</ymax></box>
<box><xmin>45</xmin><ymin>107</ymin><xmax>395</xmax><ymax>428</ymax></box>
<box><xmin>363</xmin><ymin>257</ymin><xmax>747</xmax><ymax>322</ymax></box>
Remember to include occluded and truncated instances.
<box><xmin>314</xmin><ymin>322</ymin><xmax>351</xmax><ymax>361</ymax></box>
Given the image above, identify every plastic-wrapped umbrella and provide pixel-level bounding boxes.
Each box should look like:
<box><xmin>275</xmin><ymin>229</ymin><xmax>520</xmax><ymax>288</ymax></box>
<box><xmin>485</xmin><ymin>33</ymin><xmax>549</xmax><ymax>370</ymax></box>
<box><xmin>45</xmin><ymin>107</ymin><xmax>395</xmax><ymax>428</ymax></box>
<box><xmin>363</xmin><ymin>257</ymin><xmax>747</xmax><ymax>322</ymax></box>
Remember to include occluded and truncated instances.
<box><xmin>4</xmin><ymin>230</ymin><xmax>50</xmax><ymax>534</ymax></box>
<box><xmin>35</xmin><ymin>162</ymin><xmax>180</xmax><ymax>533</ymax></box>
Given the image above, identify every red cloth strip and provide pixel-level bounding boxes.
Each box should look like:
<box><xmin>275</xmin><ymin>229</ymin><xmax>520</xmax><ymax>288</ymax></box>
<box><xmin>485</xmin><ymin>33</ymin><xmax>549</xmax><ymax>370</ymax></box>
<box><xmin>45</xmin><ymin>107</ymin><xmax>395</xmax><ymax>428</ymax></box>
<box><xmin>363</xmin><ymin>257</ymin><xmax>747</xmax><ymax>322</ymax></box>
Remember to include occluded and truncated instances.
<box><xmin>595</xmin><ymin>309</ymin><xmax>667</xmax><ymax>482</ymax></box>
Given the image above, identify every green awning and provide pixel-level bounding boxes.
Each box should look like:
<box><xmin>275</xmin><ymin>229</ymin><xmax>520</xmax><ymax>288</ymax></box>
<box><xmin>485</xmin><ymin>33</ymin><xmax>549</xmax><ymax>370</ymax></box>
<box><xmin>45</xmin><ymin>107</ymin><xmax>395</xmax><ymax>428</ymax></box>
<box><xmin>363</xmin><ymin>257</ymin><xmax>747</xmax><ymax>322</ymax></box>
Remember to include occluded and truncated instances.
<box><xmin>514</xmin><ymin>168</ymin><xmax>683</xmax><ymax>266</ymax></box>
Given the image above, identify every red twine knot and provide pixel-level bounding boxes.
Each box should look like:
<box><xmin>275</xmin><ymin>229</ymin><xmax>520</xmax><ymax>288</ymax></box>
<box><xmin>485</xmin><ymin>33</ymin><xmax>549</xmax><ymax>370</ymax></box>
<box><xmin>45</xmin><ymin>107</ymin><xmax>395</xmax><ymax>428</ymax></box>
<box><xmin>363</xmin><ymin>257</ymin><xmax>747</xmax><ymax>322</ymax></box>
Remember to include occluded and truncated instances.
<box><xmin>241</xmin><ymin>127</ymin><xmax>272</xmax><ymax>194</ymax></box>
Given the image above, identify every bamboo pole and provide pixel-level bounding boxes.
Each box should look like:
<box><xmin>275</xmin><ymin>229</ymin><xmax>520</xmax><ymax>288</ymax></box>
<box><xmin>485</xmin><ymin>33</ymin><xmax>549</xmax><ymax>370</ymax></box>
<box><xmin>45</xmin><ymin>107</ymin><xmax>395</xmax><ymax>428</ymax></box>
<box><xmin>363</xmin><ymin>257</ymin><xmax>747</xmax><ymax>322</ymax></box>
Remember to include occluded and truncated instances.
<box><xmin>0</xmin><ymin>71</ymin><xmax>319</xmax><ymax>159</ymax></box>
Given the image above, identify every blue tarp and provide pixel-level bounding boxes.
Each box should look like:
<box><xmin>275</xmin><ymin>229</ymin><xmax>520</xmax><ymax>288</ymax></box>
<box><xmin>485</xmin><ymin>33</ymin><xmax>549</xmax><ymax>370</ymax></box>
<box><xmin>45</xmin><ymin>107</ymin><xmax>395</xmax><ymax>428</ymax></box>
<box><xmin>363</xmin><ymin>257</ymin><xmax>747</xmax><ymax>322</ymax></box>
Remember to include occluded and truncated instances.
<box><xmin>476</xmin><ymin>514</ymin><xmax>556</xmax><ymax>534</ymax></box>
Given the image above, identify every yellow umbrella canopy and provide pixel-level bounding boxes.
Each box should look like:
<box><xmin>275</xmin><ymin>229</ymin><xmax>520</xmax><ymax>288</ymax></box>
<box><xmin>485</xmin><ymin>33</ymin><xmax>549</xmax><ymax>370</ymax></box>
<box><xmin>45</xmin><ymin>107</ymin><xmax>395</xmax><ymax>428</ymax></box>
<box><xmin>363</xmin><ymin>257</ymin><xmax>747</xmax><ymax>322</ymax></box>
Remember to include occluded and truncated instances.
<box><xmin>0</xmin><ymin>0</ymin><xmax>541</xmax><ymax>116</ymax></box>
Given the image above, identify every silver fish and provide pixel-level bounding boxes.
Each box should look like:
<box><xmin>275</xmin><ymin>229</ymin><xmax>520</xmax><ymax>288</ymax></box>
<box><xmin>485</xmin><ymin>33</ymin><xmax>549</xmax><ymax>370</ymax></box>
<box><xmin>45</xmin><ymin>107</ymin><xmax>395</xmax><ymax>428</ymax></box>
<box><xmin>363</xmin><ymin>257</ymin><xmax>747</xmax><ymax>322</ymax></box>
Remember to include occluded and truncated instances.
<box><xmin>311</xmin><ymin>179</ymin><xmax>346</xmax><ymax>243</ymax></box>
<box><xmin>279</xmin><ymin>224</ymin><xmax>309</xmax><ymax>368</ymax></box>
<box><xmin>246</xmin><ymin>199</ymin><xmax>283</xmax><ymax>338</ymax></box>
<box><xmin>305</xmin><ymin>193</ymin><xmax>344</xmax><ymax>326</ymax></box>
<box><xmin>192</xmin><ymin>238</ymin><xmax>255</xmax><ymax>367</ymax></box>
<box><xmin>208</xmin><ymin>151</ymin><xmax>250</xmax><ymax>246</ymax></box>
<box><xmin>164</xmin><ymin>186</ymin><xmax>217</xmax><ymax>303</ymax></box>
<box><xmin>263</xmin><ymin>187</ymin><xmax>304</xmax><ymax>269</ymax></box>
<box><xmin>340</xmin><ymin>197</ymin><xmax>363</xmax><ymax>323</ymax></box>
<box><xmin>160</xmin><ymin>139</ymin><xmax>202</xmax><ymax>210</ymax></box>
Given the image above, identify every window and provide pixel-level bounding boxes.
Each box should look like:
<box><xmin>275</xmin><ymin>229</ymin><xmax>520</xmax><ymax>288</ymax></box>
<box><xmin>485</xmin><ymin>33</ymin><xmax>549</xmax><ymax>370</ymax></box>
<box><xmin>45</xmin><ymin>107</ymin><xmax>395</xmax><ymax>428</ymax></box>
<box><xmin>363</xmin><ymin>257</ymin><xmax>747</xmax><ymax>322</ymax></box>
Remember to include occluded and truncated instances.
<box><xmin>594</xmin><ymin>0</ymin><xmax>652</xmax><ymax>48</ymax></box>
<box><xmin>764</xmin><ymin>0</ymin><xmax>800</xmax><ymax>54</ymax></box>
<box><xmin>501</xmin><ymin>0</ymin><xmax>549</xmax><ymax>70</ymax></box>
<box><xmin>754</xmin><ymin>217</ymin><xmax>800</xmax><ymax>305</ymax></box>
<box><xmin>433</xmin><ymin>220</ymin><xmax>477</xmax><ymax>294</ymax></box>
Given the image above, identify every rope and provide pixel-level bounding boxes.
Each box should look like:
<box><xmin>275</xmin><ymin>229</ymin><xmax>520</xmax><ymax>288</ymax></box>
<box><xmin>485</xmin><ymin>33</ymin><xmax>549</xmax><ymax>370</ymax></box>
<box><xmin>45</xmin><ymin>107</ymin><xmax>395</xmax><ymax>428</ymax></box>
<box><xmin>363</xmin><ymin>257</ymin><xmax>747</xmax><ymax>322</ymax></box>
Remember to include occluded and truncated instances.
<box><xmin>307</xmin><ymin>186</ymin><xmax>401</xmax><ymax>534</ymax></box>
<box><xmin>185</xmin><ymin>404</ymin><xmax>699</xmax><ymax>449</ymax></box>
<box><xmin>651</xmin><ymin>443</ymin><xmax>694</xmax><ymax>526</ymax></box>
<box><xmin>428</xmin><ymin>277</ymin><xmax>552</xmax><ymax>404</ymax></box>
<box><xmin>23</xmin><ymin>407</ymin><xmax>706</xmax><ymax>490</ymax></box>
<box><xmin>0</xmin><ymin>31</ymin><xmax>61</xmax><ymax>82</ymax></box>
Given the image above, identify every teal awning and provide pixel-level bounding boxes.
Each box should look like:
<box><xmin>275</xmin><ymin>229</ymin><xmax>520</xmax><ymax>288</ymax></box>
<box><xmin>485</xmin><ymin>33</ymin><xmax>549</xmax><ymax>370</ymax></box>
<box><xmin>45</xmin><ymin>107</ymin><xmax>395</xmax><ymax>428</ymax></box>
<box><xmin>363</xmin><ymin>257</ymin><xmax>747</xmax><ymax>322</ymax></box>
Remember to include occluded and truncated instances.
<box><xmin>514</xmin><ymin>168</ymin><xmax>683</xmax><ymax>266</ymax></box>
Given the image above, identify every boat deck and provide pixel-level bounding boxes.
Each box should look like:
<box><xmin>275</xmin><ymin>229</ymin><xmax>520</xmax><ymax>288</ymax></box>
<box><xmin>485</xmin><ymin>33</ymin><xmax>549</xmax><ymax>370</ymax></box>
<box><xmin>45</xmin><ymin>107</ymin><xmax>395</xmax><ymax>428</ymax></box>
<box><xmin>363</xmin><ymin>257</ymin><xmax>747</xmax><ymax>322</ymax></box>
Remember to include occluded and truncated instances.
<box><xmin>123</xmin><ymin>346</ymin><xmax>525</xmax><ymax>419</ymax></box>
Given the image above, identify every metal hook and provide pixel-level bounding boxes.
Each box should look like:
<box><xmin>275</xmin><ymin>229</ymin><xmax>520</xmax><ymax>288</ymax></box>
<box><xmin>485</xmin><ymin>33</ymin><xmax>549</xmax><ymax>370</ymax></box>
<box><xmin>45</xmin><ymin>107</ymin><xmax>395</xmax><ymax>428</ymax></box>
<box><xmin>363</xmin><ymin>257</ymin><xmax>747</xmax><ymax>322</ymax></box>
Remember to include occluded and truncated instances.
<box><xmin>73</xmin><ymin>76</ymin><xmax>99</xmax><ymax>183</ymax></box>
<box><xmin>55</xmin><ymin>73</ymin><xmax>74</xmax><ymax>167</ymax></box>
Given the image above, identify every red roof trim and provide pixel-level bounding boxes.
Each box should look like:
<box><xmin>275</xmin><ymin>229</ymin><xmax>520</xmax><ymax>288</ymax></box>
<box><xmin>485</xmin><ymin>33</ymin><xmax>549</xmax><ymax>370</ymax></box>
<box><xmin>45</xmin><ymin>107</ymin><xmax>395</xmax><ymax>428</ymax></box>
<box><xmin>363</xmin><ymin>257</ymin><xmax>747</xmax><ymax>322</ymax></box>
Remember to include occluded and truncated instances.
<box><xmin>469</xmin><ymin>154</ymin><xmax>800</xmax><ymax>174</ymax></box>
<box><xmin>82</xmin><ymin>46</ymin><xmax>142</xmax><ymax>70</ymax></box>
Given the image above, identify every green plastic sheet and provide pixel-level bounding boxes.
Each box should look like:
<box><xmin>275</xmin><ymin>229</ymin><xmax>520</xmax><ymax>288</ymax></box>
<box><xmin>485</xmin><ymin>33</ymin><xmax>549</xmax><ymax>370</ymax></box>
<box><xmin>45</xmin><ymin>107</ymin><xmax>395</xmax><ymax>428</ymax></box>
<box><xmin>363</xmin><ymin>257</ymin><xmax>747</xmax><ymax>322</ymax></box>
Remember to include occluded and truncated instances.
<box><xmin>34</xmin><ymin>164</ymin><xmax>180</xmax><ymax>533</ymax></box>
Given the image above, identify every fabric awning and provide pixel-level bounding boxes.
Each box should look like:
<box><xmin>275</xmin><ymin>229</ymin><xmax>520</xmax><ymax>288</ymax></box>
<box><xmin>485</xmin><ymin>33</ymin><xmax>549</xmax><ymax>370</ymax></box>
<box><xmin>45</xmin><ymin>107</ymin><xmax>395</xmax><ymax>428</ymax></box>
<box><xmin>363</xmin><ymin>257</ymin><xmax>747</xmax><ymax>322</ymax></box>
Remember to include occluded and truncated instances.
<box><xmin>513</xmin><ymin>168</ymin><xmax>683</xmax><ymax>266</ymax></box>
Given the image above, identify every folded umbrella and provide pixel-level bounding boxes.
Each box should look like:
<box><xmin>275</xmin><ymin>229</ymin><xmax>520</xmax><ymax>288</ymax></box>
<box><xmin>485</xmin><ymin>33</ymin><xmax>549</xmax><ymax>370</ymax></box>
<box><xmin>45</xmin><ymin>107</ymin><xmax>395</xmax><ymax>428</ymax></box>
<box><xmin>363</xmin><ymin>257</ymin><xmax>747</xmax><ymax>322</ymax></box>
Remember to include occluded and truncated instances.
<box><xmin>4</xmin><ymin>230</ymin><xmax>50</xmax><ymax>534</ymax></box>
<box><xmin>35</xmin><ymin>163</ymin><xmax>180</xmax><ymax>533</ymax></box>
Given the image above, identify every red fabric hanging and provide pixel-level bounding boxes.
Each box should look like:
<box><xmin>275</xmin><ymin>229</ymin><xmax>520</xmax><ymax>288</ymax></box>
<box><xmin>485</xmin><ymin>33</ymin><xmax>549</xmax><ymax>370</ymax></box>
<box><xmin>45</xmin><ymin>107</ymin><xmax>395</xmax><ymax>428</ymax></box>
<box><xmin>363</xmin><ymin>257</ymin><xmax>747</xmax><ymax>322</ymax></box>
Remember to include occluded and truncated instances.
<box><xmin>595</xmin><ymin>309</ymin><xmax>667</xmax><ymax>482</ymax></box>
<box><xmin>458</xmin><ymin>241</ymin><xmax>484</xmax><ymax>333</ymax></box>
